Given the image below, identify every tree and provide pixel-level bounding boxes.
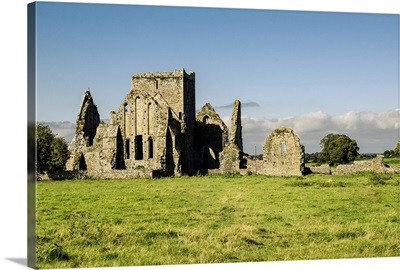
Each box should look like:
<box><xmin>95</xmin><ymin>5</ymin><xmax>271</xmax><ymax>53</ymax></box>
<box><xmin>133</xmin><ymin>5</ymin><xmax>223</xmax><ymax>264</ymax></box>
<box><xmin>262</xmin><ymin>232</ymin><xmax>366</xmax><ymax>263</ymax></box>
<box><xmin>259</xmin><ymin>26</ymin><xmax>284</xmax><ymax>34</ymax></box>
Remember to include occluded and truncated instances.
<box><xmin>309</xmin><ymin>152</ymin><xmax>320</xmax><ymax>163</ymax></box>
<box><xmin>383</xmin><ymin>150</ymin><xmax>394</xmax><ymax>158</ymax></box>
<box><xmin>36</xmin><ymin>123</ymin><xmax>70</xmax><ymax>173</ymax></box>
<box><xmin>318</xmin><ymin>133</ymin><xmax>359</xmax><ymax>165</ymax></box>
<box><xmin>394</xmin><ymin>141</ymin><xmax>400</xmax><ymax>157</ymax></box>
<box><xmin>304</xmin><ymin>153</ymin><xmax>311</xmax><ymax>163</ymax></box>
<box><xmin>50</xmin><ymin>137</ymin><xmax>70</xmax><ymax>171</ymax></box>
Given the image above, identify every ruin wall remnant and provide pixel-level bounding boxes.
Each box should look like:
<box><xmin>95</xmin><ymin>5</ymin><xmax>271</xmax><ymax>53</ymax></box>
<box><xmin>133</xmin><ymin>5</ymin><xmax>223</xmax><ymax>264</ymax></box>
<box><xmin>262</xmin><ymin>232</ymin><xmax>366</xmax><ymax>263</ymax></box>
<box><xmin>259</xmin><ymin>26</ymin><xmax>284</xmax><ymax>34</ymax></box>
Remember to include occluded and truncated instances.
<box><xmin>262</xmin><ymin>127</ymin><xmax>305</xmax><ymax>176</ymax></box>
<box><xmin>195</xmin><ymin>103</ymin><xmax>229</xmax><ymax>170</ymax></box>
<box><xmin>66</xmin><ymin>90</ymin><xmax>101</xmax><ymax>171</ymax></box>
<box><xmin>333</xmin><ymin>155</ymin><xmax>399</xmax><ymax>174</ymax></box>
<box><xmin>229</xmin><ymin>99</ymin><xmax>243</xmax><ymax>152</ymax></box>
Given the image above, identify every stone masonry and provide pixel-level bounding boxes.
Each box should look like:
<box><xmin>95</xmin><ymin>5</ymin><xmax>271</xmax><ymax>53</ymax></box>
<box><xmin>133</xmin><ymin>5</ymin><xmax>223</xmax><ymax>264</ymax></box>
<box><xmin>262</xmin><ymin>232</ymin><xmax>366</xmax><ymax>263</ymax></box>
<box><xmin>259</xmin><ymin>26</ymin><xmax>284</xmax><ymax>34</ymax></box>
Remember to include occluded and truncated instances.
<box><xmin>67</xmin><ymin>68</ymin><xmax>247</xmax><ymax>177</ymax></box>
<box><xmin>333</xmin><ymin>155</ymin><xmax>399</xmax><ymax>175</ymax></box>
<box><xmin>195</xmin><ymin>103</ymin><xmax>229</xmax><ymax>170</ymax></box>
<box><xmin>67</xmin><ymin>69</ymin><xmax>196</xmax><ymax>176</ymax></box>
<box><xmin>229</xmin><ymin>99</ymin><xmax>243</xmax><ymax>152</ymax></box>
<box><xmin>262</xmin><ymin>127</ymin><xmax>305</xmax><ymax>176</ymax></box>
<box><xmin>218</xmin><ymin>99</ymin><xmax>247</xmax><ymax>173</ymax></box>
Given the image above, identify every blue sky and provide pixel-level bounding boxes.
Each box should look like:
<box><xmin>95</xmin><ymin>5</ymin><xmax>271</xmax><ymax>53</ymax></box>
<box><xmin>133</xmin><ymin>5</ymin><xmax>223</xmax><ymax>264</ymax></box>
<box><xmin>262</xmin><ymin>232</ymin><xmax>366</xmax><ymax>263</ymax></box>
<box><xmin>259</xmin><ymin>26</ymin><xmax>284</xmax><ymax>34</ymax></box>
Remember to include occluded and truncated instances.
<box><xmin>35</xmin><ymin>2</ymin><xmax>399</xmax><ymax>153</ymax></box>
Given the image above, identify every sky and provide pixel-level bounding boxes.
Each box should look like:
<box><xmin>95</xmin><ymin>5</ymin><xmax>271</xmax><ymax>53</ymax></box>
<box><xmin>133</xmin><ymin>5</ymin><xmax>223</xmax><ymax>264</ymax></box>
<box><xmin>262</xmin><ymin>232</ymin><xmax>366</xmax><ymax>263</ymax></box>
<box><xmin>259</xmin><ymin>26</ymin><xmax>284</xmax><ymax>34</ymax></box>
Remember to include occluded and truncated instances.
<box><xmin>35</xmin><ymin>1</ymin><xmax>399</xmax><ymax>154</ymax></box>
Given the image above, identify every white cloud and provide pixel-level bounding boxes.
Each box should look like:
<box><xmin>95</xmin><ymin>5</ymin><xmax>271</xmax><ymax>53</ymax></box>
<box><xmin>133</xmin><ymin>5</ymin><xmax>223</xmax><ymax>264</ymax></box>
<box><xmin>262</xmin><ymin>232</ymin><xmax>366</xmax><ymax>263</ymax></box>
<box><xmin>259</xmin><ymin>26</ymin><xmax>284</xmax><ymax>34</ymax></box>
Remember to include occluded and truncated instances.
<box><xmin>331</xmin><ymin>110</ymin><xmax>399</xmax><ymax>131</ymax></box>
<box><xmin>291</xmin><ymin>111</ymin><xmax>330</xmax><ymax>132</ymax></box>
<box><xmin>240</xmin><ymin>109</ymin><xmax>399</xmax><ymax>154</ymax></box>
<box><xmin>46</xmin><ymin>121</ymin><xmax>76</xmax><ymax>144</ymax></box>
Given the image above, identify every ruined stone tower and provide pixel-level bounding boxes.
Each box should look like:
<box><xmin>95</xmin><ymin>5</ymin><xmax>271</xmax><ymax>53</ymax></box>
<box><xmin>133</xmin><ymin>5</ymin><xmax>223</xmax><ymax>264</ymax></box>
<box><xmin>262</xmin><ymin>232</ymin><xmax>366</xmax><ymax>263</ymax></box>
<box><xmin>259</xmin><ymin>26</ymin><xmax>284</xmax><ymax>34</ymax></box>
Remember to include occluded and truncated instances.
<box><xmin>110</xmin><ymin>68</ymin><xmax>196</xmax><ymax>176</ymax></box>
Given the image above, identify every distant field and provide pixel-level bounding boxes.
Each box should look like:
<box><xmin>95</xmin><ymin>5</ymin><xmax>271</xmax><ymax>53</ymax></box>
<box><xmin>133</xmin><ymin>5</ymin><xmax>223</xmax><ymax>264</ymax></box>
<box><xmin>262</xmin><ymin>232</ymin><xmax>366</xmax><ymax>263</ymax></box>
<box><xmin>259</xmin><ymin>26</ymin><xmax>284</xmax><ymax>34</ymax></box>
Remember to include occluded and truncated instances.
<box><xmin>36</xmin><ymin>172</ymin><xmax>399</xmax><ymax>269</ymax></box>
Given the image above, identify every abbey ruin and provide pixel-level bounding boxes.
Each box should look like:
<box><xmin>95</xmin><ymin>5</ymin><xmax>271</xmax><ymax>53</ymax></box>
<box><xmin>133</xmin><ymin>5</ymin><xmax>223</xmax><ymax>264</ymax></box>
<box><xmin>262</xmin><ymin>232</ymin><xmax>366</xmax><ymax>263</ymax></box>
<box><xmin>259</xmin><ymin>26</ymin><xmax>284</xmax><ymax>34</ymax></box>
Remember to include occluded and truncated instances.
<box><xmin>65</xmin><ymin>68</ymin><xmax>306</xmax><ymax>178</ymax></box>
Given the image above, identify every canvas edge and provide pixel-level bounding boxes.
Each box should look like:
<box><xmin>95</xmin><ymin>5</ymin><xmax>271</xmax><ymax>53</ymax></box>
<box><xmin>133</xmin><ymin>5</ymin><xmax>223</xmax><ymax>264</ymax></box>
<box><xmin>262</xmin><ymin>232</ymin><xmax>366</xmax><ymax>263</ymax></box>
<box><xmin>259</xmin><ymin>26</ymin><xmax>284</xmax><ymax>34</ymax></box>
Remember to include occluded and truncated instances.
<box><xmin>27</xmin><ymin>2</ymin><xmax>37</xmax><ymax>269</ymax></box>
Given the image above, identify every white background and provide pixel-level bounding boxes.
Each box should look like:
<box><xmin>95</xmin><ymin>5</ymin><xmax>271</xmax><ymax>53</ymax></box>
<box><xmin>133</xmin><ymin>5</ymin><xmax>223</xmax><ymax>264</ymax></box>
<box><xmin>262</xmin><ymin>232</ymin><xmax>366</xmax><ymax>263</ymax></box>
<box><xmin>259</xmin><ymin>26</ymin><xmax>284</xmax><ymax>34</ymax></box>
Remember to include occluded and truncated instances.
<box><xmin>0</xmin><ymin>1</ymin><xmax>399</xmax><ymax>269</ymax></box>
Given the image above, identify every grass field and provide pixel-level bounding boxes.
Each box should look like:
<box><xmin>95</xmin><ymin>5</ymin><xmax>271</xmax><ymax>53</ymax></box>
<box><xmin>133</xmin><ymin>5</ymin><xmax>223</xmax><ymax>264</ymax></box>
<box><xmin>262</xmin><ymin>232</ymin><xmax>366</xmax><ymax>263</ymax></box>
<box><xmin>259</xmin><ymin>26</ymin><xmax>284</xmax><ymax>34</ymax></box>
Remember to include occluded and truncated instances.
<box><xmin>36</xmin><ymin>172</ymin><xmax>399</xmax><ymax>269</ymax></box>
<box><xmin>384</xmin><ymin>157</ymin><xmax>400</xmax><ymax>167</ymax></box>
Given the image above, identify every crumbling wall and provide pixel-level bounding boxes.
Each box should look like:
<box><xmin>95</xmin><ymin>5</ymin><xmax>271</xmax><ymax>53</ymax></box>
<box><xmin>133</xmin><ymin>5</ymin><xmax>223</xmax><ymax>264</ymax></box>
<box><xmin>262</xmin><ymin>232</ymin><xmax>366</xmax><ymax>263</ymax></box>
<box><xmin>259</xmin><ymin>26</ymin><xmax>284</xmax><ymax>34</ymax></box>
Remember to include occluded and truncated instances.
<box><xmin>76</xmin><ymin>90</ymin><xmax>100</xmax><ymax>146</ymax></box>
<box><xmin>213</xmin><ymin>98</ymin><xmax>248</xmax><ymax>175</ymax></box>
<box><xmin>39</xmin><ymin>169</ymin><xmax>153</xmax><ymax>180</ymax></box>
<box><xmin>218</xmin><ymin>143</ymin><xmax>241</xmax><ymax>174</ymax></box>
<box><xmin>113</xmin><ymin>89</ymin><xmax>168</xmax><ymax>173</ymax></box>
<box><xmin>308</xmin><ymin>164</ymin><xmax>331</xmax><ymax>174</ymax></box>
<box><xmin>262</xmin><ymin>127</ymin><xmax>305</xmax><ymax>176</ymax></box>
<box><xmin>67</xmin><ymin>123</ymin><xmax>125</xmax><ymax>171</ymax></box>
<box><xmin>229</xmin><ymin>99</ymin><xmax>243</xmax><ymax>152</ymax></box>
<box><xmin>333</xmin><ymin>155</ymin><xmax>398</xmax><ymax>174</ymax></box>
<box><xmin>245</xmin><ymin>156</ymin><xmax>263</xmax><ymax>174</ymax></box>
<box><xmin>195</xmin><ymin>103</ymin><xmax>229</xmax><ymax>170</ymax></box>
<box><xmin>66</xmin><ymin>90</ymin><xmax>100</xmax><ymax>171</ymax></box>
<box><xmin>92</xmin><ymin>124</ymin><xmax>125</xmax><ymax>170</ymax></box>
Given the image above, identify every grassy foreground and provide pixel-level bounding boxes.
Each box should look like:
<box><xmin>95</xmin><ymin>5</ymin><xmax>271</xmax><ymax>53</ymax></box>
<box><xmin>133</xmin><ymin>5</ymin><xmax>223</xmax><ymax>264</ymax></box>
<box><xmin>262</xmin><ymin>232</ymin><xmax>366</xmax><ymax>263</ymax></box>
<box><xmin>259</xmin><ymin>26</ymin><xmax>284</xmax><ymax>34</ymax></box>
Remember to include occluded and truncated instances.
<box><xmin>36</xmin><ymin>172</ymin><xmax>399</xmax><ymax>269</ymax></box>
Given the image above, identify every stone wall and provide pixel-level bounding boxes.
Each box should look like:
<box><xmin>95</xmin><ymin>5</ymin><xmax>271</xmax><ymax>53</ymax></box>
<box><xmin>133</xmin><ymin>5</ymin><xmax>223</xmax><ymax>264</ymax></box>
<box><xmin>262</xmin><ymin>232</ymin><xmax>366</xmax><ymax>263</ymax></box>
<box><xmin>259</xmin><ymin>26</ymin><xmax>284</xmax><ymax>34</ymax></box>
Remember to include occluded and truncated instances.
<box><xmin>76</xmin><ymin>90</ymin><xmax>100</xmax><ymax>146</ymax></box>
<box><xmin>308</xmin><ymin>164</ymin><xmax>331</xmax><ymax>174</ymax></box>
<box><xmin>40</xmin><ymin>169</ymin><xmax>153</xmax><ymax>180</ymax></box>
<box><xmin>262</xmin><ymin>127</ymin><xmax>305</xmax><ymax>176</ymax></box>
<box><xmin>66</xmin><ymin>90</ymin><xmax>101</xmax><ymax>170</ymax></box>
<box><xmin>219</xmin><ymin>144</ymin><xmax>241</xmax><ymax>174</ymax></box>
<box><xmin>244</xmin><ymin>156</ymin><xmax>263</xmax><ymax>174</ymax></box>
<box><xmin>333</xmin><ymin>155</ymin><xmax>399</xmax><ymax>175</ymax></box>
<box><xmin>195</xmin><ymin>103</ymin><xmax>229</xmax><ymax>169</ymax></box>
<box><xmin>229</xmin><ymin>99</ymin><xmax>243</xmax><ymax>152</ymax></box>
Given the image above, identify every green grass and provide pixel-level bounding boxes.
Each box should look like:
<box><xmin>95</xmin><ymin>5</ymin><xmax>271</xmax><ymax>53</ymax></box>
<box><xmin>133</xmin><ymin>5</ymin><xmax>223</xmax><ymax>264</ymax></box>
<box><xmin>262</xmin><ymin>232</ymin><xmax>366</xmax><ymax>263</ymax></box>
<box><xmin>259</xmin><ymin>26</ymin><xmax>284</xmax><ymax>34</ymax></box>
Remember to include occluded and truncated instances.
<box><xmin>36</xmin><ymin>172</ymin><xmax>400</xmax><ymax>268</ymax></box>
<box><xmin>384</xmin><ymin>157</ymin><xmax>400</xmax><ymax>167</ymax></box>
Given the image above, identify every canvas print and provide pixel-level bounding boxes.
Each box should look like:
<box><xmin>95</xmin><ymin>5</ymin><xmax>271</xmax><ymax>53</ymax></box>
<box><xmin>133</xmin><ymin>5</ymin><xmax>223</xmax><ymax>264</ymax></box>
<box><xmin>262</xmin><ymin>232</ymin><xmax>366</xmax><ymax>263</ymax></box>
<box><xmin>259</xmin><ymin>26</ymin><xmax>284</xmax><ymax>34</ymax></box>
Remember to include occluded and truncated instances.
<box><xmin>28</xmin><ymin>1</ymin><xmax>399</xmax><ymax>269</ymax></box>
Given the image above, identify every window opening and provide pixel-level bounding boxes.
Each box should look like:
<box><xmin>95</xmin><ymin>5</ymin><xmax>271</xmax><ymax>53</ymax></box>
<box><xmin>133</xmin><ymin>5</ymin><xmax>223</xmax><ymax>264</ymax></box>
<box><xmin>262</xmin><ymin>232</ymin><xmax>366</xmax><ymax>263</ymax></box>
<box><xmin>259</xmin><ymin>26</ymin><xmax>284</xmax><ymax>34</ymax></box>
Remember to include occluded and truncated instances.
<box><xmin>280</xmin><ymin>142</ymin><xmax>286</xmax><ymax>154</ymax></box>
<box><xmin>148</xmin><ymin>103</ymin><xmax>151</xmax><ymax>134</ymax></box>
<box><xmin>78</xmin><ymin>153</ymin><xmax>87</xmax><ymax>170</ymax></box>
<box><xmin>125</xmin><ymin>139</ymin><xmax>130</xmax><ymax>159</ymax></box>
<box><xmin>135</xmin><ymin>135</ymin><xmax>143</xmax><ymax>160</ymax></box>
<box><xmin>124</xmin><ymin>103</ymin><xmax>129</xmax><ymax>138</ymax></box>
<box><xmin>203</xmin><ymin>115</ymin><xmax>210</xmax><ymax>125</ymax></box>
<box><xmin>148</xmin><ymin>137</ymin><xmax>154</xmax><ymax>159</ymax></box>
